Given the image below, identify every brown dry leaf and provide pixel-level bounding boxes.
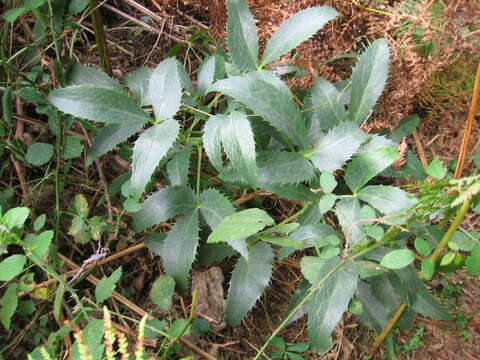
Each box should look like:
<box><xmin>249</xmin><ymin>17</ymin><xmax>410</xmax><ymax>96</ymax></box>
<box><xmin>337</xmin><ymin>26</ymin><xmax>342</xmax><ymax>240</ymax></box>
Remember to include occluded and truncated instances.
<box><xmin>392</xmin><ymin>137</ymin><xmax>408</xmax><ymax>170</ymax></box>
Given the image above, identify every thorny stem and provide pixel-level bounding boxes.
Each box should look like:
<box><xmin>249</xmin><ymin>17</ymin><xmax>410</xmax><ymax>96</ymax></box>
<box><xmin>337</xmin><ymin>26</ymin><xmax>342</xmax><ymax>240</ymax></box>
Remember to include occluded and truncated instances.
<box><xmin>372</xmin><ymin>198</ymin><xmax>472</xmax><ymax>353</ymax></box>
<box><xmin>254</xmin><ymin>227</ymin><xmax>401</xmax><ymax>360</ymax></box>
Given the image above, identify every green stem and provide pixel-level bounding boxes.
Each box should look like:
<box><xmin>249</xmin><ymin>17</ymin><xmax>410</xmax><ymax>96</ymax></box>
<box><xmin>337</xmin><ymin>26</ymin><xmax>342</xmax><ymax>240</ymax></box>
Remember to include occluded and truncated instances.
<box><xmin>89</xmin><ymin>0</ymin><xmax>112</xmax><ymax>75</ymax></box>
<box><xmin>196</xmin><ymin>144</ymin><xmax>202</xmax><ymax>202</ymax></box>
<box><xmin>161</xmin><ymin>290</ymin><xmax>198</xmax><ymax>360</ymax></box>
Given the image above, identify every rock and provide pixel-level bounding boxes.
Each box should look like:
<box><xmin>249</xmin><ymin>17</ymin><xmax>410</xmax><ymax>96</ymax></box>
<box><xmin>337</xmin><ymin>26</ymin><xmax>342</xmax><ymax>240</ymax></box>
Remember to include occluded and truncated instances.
<box><xmin>191</xmin><ymin>267</ymin><xmax>226</xmax><ymax>331</ymax></box>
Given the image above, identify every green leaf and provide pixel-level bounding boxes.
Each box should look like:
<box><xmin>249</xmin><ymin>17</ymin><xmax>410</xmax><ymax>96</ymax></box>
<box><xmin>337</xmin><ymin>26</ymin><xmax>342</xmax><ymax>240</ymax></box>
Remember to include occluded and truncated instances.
<box><xmin>258</xmin><ymin>235</ymin><xmax>304</xmax><ymax>249</ymax></box>
<box><xmin>226</xmin><ymin>0</ymin><xmax>259</xmax><ymax>71</ymax></box>
<box><xmin>210</xmin><ymin>71</ymin><xmax>308</xmax><ymax>147</ymax></box>
<box><xmin>95</xmin><ymin>267</ymin><xmax>122</xmax><ymax>304</ymax></box>
<box><xmin>261</xmin><ymin>6</ymin><xmax>338</xmax><ymax>66</ymax></box>
<box><xmin>125</xmin><ymin>67</ymin><xmax>152</xmax><ymax>106</ymax></box>
<box><xmin>466</xmin><ymin>245</ymin><xmax>480</xmax><ymax>275</ymax></box>
<box><xmin>4</xmin><ymin>7</ymin><xmax>27</xmax><ymax>23</ymax></box>
<box><xmin>318</xmin><ymin>194</ymin><xmax>336</xmax><ymax>215</ymax></box>
<box><xmin>86</xmin><ymin>121</ymin><xmax>145</xmax><ymax>166</ymax></box>
<box><xmin>262</xmin><ymin>182</ymin><xmax>318</xmax><ymax>202</ymax></box>
<box><xmin>67</xmin><ymin>0</ymin><xmax>89</xmax><ymax>15</ymax></box>
<box><xmin>421</xmin><ymin>258</ymin><xmax>435</xmax><ymax>280</ymax></box>
<box><xmin>380</xmin><ymin>249</ymin><xmax>415</xmax><ymax>269</ymax></box>
<box><xmin>73</xmin><ymin>194</ymin><xmax>89</xmax><ymax>217</ymax></box>
<box><xmin>358</xmin><ymin>185</ymin><xmax>416</xmax><ymax>214</ymax></box>
<box><xmin>309</xmin><ymin>77</ymin><xmax>347</xmax><ymax>138</ymax></box>
<box><xmin>348</xmin><ymin>39</ymin><xmax>390</xmax><ymax>123</ymax></box>
<box><xmin>30</xmin><ymin>230</ymin><xmax>53</xmax><ymax>260</ymax></box>
<box><xmin>197</xmin><ymin>55</ymin><xmax>225</xmax><ymax>96</ymax></box>
<box><xmin>0</xmin><ymin>255</ymin><xmax>26</xmax><ymax>281</ymax></box>
<box><xmin>63</xmin><ymin>136</ymin><xmax>84</xmax><ymax>160</ymax></box>
<box><xmin>149</xmin><ymin>57</ymin><xmax>182</xmax><ymax>121</ymax></box>
<box><xmin>320</xmin><ymin>172</ymin><xmax>337</xmax><ymax>194</ymax></box>
<box><xmin>133</xmin><ymin>186</ymin><xmax>196</xmax><ymax>231</ymax></box>
<box><xmin>414</xmin><ymin>237</ymin><xmax>431</xmax><ymax>257</ymax></box>
<box><xmin>336</xmin><ymin>198</ymin><xmax>364</xmax><ymax>245</ymax></box>
<box><xmin>176</xmin><ymin>60</ymin><xmax>194</xmax><ymax>94</ymax></box>
<box><xmin>225</xmin><ymin>242</ymin><xmax>274</xmax><ymax>326</ymax></box>
<box><xmin>4</xmin><ymin>0</ymin><xmax>45</xmax><ymax>22</ymax></box>
<box><xmin>440</xmin><ymin>252</ymin><xmax>455</xmax><ymax>266</ymax></box>
<box><xmin>2</xmin><ymin>207</ymin><xmax>29</xmax><ymax>229</ymax></box>
<box><xmin>159</xmin><ymin>210</ymin><xmax>199</xmax><ymax>293</ymax></box>
<box><xmin>220</xmin><ymin>112</ymin><xmax>258</xmax><ymax>186</ymax></box>
<box><xmin>53</xmin><ymin>282</ymin><xmax>65</xmax><ymax>323</ymax></box>
<box><xmin>71</xmin><ymin>319</ymin><xmax>104</xmax><ymax>360</ymax></box>
<box><xmin>167</xmin><ymin>146</ymin><xmax>191</xmax><ymax>186</ymax></box>
<box><xmin>166</xmin><ymin>318</ymin><xmax>190</xmax><ymax>338</ymax></box>
<box><xmin>26</xmin><ymin>142</ymin><xmax>54</xmax><ymax>166</ymax></box>
<box><xmin>412</xmin><ymin>281</ymin><xmax>450</xmax><ymax>321</ymax></box>
<box><xmin>207</xmin><ymin>208</ymin><xmax>274</xmax><ymax>243</ymax></box>
<box><xmin>449</xmin><ymin>231</ymin><xmax>476</xmax><ymax>251</ymax></box>
<box><xmin>131</xmin><ymin>119</ymin><xmax>179</xmax><ymax>194</ymax></box>
<box><xmin>345</xmin><ymin>148</ymin><xmax>399</xmax><ymax>192</ymax></box>
<box><xmin>66</xmin><ymin>65</ymin><xmax>123</xmax><ymax>91</ymax></box>
<box><xmin>258</xmin><ymin>151</ymin><xmax>315</xmax><ymax>185</ymax></box>
<box><xmin>200</xmin><ymin>189</ymin><xmax>248</xmax><ymax>259</ymax></box>
<box><xmin>309</xmin><ymin>122</ymin><xmax>367</xmax><ymax>172</ymax></box>
<box><xmin>308</xmin><ymin>260</ymin><xmax>358</xmax><ymax>354</ymax></box>
<box><xmin>474</xmin><ymin>145</ymin><xmax>480</xmax><ymax>169</ymax></box>
<box><xmin>357</xmin><ymin>261</ymin><xmax>388</xmax><ymax>278</ymax></box>
<box><xmin>0</xmin><ymin>283</ymin><xmax>18</xmax><ymax>330</ymax></box>
<box><xmin>202</xmin><ymin>115</ymin><xmax>225</xmax><ymax>171</ymax></box>
<box><xmin>425</xmin><ymin>157</ymin><xmax>447</xmax><ymax>179</ymax></box>
<box><xmin>49</xmin><ymin>86</ymin><xmax>150</xmax><ymax>124</ymax></box>
<box><xmin>150</xmin><ymin>275</ymin><xmax>175</xmax><ymax>311</ymax></box>
<box><xmin>300</xmin><ymin>256</ymin><xmax>325</xmax><ymax>284</ymax></box>
<box><xmin>33</xmin><ymin>214</ymin><xmax>46</xmax><ymax>232</ymax></box>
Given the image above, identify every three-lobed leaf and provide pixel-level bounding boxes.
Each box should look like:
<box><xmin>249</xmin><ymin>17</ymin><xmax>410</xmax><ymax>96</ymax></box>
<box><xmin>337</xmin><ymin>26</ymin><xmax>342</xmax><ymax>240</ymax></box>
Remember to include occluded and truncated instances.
<box><xmin>261</xmin><ymin>6</ymin><xmax>339</xmax><ymax>67</ymax></box>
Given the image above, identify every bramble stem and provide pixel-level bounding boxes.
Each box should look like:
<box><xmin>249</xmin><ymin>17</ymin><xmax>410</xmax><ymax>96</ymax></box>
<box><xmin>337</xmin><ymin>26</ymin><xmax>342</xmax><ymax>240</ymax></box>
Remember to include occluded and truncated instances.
<box><xmin>372</xmin><ymin>198</ymin><xmax>472</xmax><ymax>353</ymax></box>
